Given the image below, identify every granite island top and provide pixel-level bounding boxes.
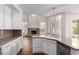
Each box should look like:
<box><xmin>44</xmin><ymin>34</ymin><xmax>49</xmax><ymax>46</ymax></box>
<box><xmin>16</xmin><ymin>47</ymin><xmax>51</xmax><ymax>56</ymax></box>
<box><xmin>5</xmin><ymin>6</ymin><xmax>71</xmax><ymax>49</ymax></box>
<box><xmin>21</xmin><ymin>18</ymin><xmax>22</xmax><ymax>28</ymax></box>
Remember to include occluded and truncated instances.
<box><xmin>32</xmin><ymin>35</ymin><xmax>79</xmax><ymax>50</ymax></box>
<box><xmin>0</xmin><ymin>36</ymin><xmax>22</xmax><ymax>47</ymax></box>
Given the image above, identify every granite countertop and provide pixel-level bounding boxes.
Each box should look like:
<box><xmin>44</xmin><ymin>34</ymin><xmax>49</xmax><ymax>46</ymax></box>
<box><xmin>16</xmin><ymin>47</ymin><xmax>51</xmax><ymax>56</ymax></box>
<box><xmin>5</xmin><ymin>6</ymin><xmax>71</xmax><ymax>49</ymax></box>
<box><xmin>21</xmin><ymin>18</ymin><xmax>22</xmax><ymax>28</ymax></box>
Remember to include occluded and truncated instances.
<box><xmin>32</xmin><ymin>35</ymin><xmax>79</xmax><ymax>50</ymax></box>
<box><xmin>0</xmin><ymin>36</ymin><xmax>22</xmax><ymax>47</ymax></box>
<box><xmin>32</xmin><ymin>35</ymin><xmax>57</xmax><ymax>40</ymax></box>
<box><xmin>23</xmin><ymin>35</ymin><xmax>32</xmax><ymax>37</ymax></box>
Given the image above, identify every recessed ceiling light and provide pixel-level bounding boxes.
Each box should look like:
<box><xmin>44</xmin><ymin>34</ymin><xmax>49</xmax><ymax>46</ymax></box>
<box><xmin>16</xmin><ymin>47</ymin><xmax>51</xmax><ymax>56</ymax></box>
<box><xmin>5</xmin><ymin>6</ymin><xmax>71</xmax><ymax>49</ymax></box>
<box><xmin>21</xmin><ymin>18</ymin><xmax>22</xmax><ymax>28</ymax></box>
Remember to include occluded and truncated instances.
<box><xmin>31</xmin><ymin>14</ymin><xmax>36</xmax><ymax>16</ymax></box>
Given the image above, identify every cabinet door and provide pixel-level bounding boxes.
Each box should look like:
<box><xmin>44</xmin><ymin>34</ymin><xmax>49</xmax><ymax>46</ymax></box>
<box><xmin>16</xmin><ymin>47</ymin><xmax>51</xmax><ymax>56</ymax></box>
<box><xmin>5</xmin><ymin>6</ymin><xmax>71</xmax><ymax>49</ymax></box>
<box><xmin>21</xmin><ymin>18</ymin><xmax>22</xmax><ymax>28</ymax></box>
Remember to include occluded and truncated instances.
<box><xmin>55</xmin><ymin>15</ymin><xmax>62</xmax><ymax>36</ymax></box>
<box><xmin>35</xmin><ymin>38</ymin><xmax>42</xmax><ymax>52</ymax></box>
<box><xmin>11</xmin><ymin>41</ymin><xmax>18</xmax><ymax>55</ymax></box>
<box><xmin>32</xmin><ymin>38</ymin><xmax>42</xmax><ymax>53</ymax></box>
<box><xmin>17</xmin><ymin>38</ymin><xmax>22</xmax><ymax>52</ymax></box>
<box><xmin>28</xmin><ymin>16</ymin><xmax>38</xmax><ymax>28</ymax></box>
<box><xmin>42</xmin><ymin>39</ymin><xmax>49</xmax><ymax>54</ymax></box>
<box><xmin>42</xmin><ymin>39</ymin><xmax>56</xmax><ymax>55</ymax></box>
<box><xmin>32</xmin><ymin>38</ymin><xmax>37</xmax><ymax>53</ymax></box>
<box><xmin>47</xmin><ymin>40</ymin><xmax>56</xmax><ymax>55</ymax></box>
<box><xmin>2</xmin><ymin>45</ymin><xmax>11</xmax><ymax>55</ymax></box>
<box><xmin>40</xmin><ymin>22</ymin><xmax>46</xmax><ymax>35</ymax></box>
<box><xmin>39</xmin><ymin>17</ymin><xmax>47</xmax><ymax>35</ymax></box>
<box><xmin>12</xmin><ymin>11</ymin><xmax>19</xmax><ymax>29</ymax></box>
<box><xmin>5</xmin><ymin>6</ymin><xmax>12</xmax><ymax>29</ymax></box>
<box><xmin>18</xmin><ymin>13</ymin><xmax>22</xmax><ymax>29</ymax></box>
<box><xmin>47</xmin><ymin>17</ymin><xmax>55</xmax><ymax>35</ymax></box>
<box><xmin>0</xmin><ymin>5</ymin><xmax>5</xmax><ymax>29</ymax></box>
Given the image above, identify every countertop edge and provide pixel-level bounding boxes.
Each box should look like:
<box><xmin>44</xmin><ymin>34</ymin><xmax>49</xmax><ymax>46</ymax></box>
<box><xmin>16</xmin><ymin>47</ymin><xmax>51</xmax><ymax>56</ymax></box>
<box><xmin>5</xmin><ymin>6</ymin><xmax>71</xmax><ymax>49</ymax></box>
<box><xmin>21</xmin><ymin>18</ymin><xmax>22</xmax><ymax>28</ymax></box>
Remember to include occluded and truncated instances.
<box><xmin>0</xmin><ymin>36</ymin><xmax>22</xmax><ymax>47</ymax></box>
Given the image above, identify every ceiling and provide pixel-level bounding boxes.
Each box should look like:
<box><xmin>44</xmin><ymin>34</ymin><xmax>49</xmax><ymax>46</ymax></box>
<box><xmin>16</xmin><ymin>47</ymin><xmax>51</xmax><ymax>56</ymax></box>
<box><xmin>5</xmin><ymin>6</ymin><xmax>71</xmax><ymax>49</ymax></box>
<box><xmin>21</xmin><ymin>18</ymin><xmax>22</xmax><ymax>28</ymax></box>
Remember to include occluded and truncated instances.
<box><xmin>20</xmin><ymin>4</ymin><xmax>79</xmax><ymax>17</ymax></box>
<box><xmin>20</xmin><ymin>4</ymin><xmax>63</xmax><ymax>16</ymax></box>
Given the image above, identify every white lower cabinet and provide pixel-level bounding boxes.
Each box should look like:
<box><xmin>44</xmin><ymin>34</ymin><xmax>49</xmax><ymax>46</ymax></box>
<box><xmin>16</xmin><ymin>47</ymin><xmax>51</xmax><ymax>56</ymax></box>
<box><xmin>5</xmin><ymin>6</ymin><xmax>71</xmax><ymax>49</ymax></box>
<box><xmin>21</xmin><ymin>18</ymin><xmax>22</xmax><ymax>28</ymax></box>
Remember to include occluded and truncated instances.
<box><xmin>32</xmin><ymin>38</ymin><xmax>42</xmax><ymax>53</ymax></box>
<box><xmin>17</xmin><ymin>37</ymin><xmax>22</xmax><ymax>52</ymax></box>
<box><xmin>11</xmin><ymin>40</ymin><xmax>19</xmax><ymax>55</ymax></box>
<box><xmin>42</xmin><ymin>39</ymin><xmax>56</xmax><ymax>55</ymax></box>
<box><xmin>47</xmin><ymin>40</ymin><xmax>56</xmax><ymax>55</ymax></box>
<box><xmin>32</xmin><ymin>38</ymin><xmax>57</xmax><ymax>55</ymax></box>
<box><xmin>42</xmin><ymin>39</ymin><xmax>46</xmax><ymax>53</ymax></box>
<box><xmin>2</xmin><ymin>45</ymin><xmax>12</xmax><ymax>55</ymax></box>
<box><xmin>1</xmin><ymin>37</ymin><xmax>22</xmax><ymax>55</ymax></box>
<box><xmin>42</xmin><ymin>39</ymin><xmax>49</xmax><ymax>54</ymax></box>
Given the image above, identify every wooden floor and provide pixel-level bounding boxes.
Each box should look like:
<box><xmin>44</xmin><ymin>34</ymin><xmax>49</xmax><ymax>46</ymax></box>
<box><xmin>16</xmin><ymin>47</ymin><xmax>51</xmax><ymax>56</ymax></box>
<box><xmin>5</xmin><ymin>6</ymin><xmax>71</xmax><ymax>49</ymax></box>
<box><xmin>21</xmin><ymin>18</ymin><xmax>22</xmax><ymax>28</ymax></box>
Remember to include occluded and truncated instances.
<box><xmin>17</xmin><ymin>36</ymin><xmax>32</xmax><ymax>55</ymax></box>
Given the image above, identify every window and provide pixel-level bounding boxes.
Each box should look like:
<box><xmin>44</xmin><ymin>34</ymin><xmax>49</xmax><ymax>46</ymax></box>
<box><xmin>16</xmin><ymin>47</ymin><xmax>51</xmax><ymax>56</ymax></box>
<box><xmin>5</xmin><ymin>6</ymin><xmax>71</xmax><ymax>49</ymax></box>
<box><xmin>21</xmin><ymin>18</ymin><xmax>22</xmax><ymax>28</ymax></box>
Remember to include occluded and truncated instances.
<box><xmin>72</xmin><ymin>20</ymin><xmax>79</xmax><ymax>47</ymax></box>
<box><xmin>72</xmin><ymin>20</ymin><xmax>79</xmax><ymax>38</ymax></box>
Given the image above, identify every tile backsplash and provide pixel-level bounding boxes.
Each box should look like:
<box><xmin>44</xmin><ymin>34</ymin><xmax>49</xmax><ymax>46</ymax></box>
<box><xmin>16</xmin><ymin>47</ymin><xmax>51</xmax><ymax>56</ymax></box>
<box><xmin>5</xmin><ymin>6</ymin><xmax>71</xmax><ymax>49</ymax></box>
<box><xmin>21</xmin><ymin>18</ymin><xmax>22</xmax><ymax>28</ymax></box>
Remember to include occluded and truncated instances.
<box><xmin>0</xmin><ymin>30</ymin><xmax>13</xmax><ymax>39</ymax></box>
<box><xmin>13</xmin><ymin>30</ymin><xmax>22</xmax><ymax>36</ymax></box>
<box><xmin>0</xmin><ymin>30</ymin><xmax>22</xmax><ymax>39</ymax></box>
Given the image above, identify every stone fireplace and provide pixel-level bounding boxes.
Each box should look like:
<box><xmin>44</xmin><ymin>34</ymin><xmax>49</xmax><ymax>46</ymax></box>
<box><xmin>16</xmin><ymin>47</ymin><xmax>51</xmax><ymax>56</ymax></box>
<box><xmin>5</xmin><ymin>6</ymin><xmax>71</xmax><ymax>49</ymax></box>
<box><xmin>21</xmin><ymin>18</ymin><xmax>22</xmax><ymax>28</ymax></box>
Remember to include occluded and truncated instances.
<box><xmin>28</xmin><ymin>28</ymin><xmax>40</xmax><ymax>35</ymax></box>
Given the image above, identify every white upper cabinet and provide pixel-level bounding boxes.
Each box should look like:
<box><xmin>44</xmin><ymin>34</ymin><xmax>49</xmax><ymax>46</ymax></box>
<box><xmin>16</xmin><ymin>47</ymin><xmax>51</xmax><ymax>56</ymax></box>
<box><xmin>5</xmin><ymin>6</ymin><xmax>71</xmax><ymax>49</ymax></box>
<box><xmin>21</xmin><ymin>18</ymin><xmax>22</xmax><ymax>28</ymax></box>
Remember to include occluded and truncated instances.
<box><xmin>18</xmin><ymin>13</ymin><xmax>22</xmax><ymax>29</ymax></box>
<box><xmin>47</xmin><ymin>16</ymin><xmax>55</xmax><ymax>35</ymax></box>
<box><xmin>39</xmin><ymin>16</ymin><xmax>47</xmax><ymax>35</ymax></box>
<box><xmin>28</xmin><ymin>15</ymin><xmax>38</xmax><ymax>28</ymax></box>
<box><xmin>0</xmin><ymin>5</ymin><xmax>5</xmax><ymax>29</ymax></box>
<box><xmin>28</xmin><ymin>15</ymin><xmax>47</xmax><ymax>34</ymax></box>
<box><xmin>56</xmin><ymin>15</ymin><xmax>62</xmax><ymax>36</ymax></box>
<box><xmin>40</xmin><ymin>22</ymin><xmax>46</xmax><ymax>35</ymax></box>
<box><xmin>12</xmin><ymin>11</ymin><xmax>22</xmax><ymax>29</ymax></box>
<box><xmin>0</xmin><ymin>4</ymin><xmax>23</xmax><ymax>29</ymax></box>
<box><xmin>47</xmin><ymin>14</ymin><xmax>62</xmax><ymax>36</ymax></box>
<box><xmin>12</xmin><ymin>11</ymin><xmax>19</xmax><ymax>29</ymax></box>
<box><xmin>5</xmin><ymin>6</ymin><xmax>12</xmax><ymax>29</ymax></box>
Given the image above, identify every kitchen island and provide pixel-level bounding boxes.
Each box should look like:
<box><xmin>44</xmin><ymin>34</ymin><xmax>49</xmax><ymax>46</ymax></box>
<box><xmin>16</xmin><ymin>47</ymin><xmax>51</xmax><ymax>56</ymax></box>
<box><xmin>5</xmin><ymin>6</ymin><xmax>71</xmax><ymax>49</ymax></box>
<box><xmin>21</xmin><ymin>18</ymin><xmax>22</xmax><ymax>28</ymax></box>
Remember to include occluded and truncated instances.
<box><xmin>32</xmin><ymin>35</ymin><xmax>79</xmax><ymax>55</ymax></box>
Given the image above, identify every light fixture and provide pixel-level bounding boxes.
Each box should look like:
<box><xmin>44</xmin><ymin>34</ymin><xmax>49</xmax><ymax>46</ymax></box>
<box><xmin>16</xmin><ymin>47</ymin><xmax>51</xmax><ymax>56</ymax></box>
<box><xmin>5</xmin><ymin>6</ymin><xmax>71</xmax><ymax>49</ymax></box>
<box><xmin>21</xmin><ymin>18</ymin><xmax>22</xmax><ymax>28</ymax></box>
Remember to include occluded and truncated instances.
<box><xmin>31</xmin><ymin>14</ymin><xmax>36</xmax><ymax>16</ymax></box>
